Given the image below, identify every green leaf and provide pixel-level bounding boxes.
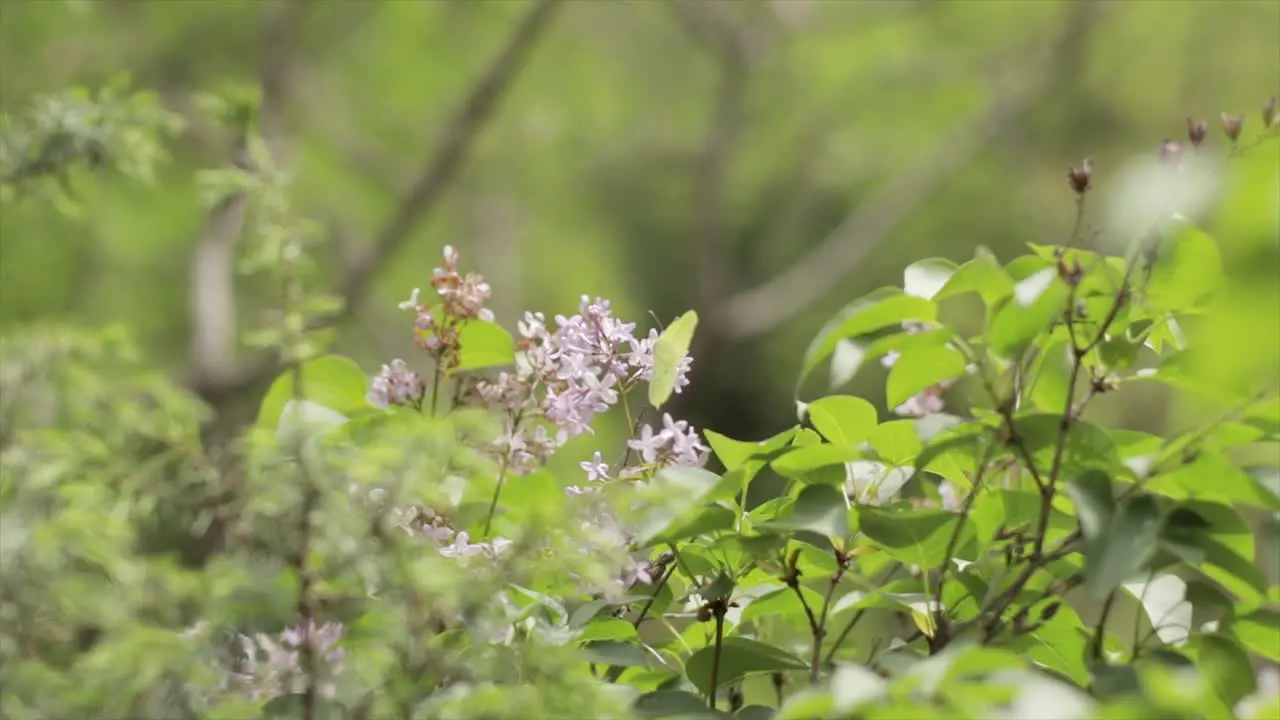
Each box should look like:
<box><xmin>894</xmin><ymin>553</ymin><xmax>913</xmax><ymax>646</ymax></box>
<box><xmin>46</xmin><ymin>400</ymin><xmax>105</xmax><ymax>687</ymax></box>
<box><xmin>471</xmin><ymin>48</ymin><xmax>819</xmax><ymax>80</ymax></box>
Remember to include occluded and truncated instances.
<box><xmin>261</xmin><ymin>695</ymin><xmax>344</xmax><ymax>720</ymax></box>
<box><xmin>867</xmin><ymin>420</ymin><xmax>924</xmax><ymax>466</ymax></box>
<box><xmin>903</xmin><ymin>258</ymin><xmax>958</xmax><ymax>299</ymax></box>
<box><xmin>1190</xmin><ymin>634</ymin><xmax>1256</xmax><ymax>707</ymax></box>
<box><xmin>798</xmin><ymin>289</ymin><xmax>937</xmax><ymax>396</ymax></box>
<box><xmin>758</xmin><ymin>484</ymin><xmax>850</xmax><ymax>541</ymax></box>
<box><xmin>650</xmin><ymin>310</ymin><xmax>699</xmax><ymax>408</ymax></box>
<box><xmin>935</xmin><ymin>246</ymin><xmax>1015</xmax><ymax>307</ymax></box>
<box><xmin>634</xmin><ymin>691</ymin><xmax>719</xmax><ymax>719</ymax></box>
<box><xmin>577</xmin><ymin>618</ymin><xmax>639</xmax><ymax>643</ymax></box>
<box><xmin>770</xmin><ymin>444</ymin><xmax>861</xmax><ymax>478</ymax></box>
<box><xmin>1160</xmin><ymin>501</ymin><xmax>1267</xmax><ymax>602</ymax></box>
<box><xmin>634</xmin><ymin>466</ymin><xmax>726</xmax><ymax>546</ymax></box>
<box><xmin>256</xmin><ymin>354</ymin><xmax>369</xmax><ymax>430</ymax></box>
<box><xmin>276</xmin><ymin>399</ymin><xmax>348</xmax><ymax>449</ymax></box>
<box><xmin>886</xmin><ymin>344</ymin><xmax>966</xmax><ymax>410</ymax></box>
<box><xmin>684</xmin><ymin>637</ymin><xmax>807</xmax><ymax>695</ymax></box>
<box><xmin>1145</xmin><ymin>224</ymin><xmax>1223</xmax><ymax>314</ymax></box>
<box><xmin>645</xmin><ymin>505</ymin><xmax>736</xmax><ymax>546</ymax></box>
<box><xmin>805</xmin><ymin>395</ymin><xmax>878</xmax><ymax>447</ymax></box>
<box><xmin>988</xmin><ymin>268</ymin><xmax>1069</xmax><ymax>357</ymax></box>
<box><xmin>1013</xmin><ymin>414</ymin><xmax>1121</xmax><ymax>477</ymax></box>
<box><xmin>1084</xmin><ymin>495</ymin><xmax>1162</xmax><ymax>598</ymax></box>
<box><xmin>1230</xmin><ymin>608</ymin><xmax>1280</xmax><ymax>661</ymax></box>
<box><xmin>1145</xmin><ymin>451</ymin><xmax>1280</xmax><ymax>511</ymax></box>
<box><xmin>857</xmin><ymin>507</ymin><xmax>965</xmax><ymax>568</ymax></box>
<box><xmin>1065</xmin><ymin>470</ymin><xmax>1116</xmax><ymax>547</ymax></box>
<box><xmin>581</xmin><ymin>640</ymin><xmax>652</xmax><ymax>668</ymax></box>
<box><xmin>739</xmin><ymin>586</ymin><xmax>825</xmax><ymax>626</ymax></box>
<box><xmin>703</xmin><ymin>427</ymin><xmax>798</xmax><ymax>471</ymax></box>
<box><xmin>453</xmin><ymin>319</ymin><xmax>516</xmax><ymax>372</ymax></box>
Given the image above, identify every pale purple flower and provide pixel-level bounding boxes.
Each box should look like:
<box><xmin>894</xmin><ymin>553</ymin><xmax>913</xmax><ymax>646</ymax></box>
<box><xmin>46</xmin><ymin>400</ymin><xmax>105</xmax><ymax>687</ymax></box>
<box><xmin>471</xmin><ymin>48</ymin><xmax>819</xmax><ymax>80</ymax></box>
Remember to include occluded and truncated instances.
<box><xmin>368</xmin><ymin>358</ymin><xmax>426</xmax><ymax>408</ymax></box>
<box><xmin>580</xmin><ymin>451</ymin><xmax>610</xmax><ymax>482</ymax></box>
<box><xmin>894</xmin><ymin>382</ymin><xmax>951</xmax><ymax>417</ymax></box>
<box><xmin>938</xmin><ymin>481</ymin><xmax>963</xmax><ymax>512</ymax></box>
<box><xmin>625</xmin><ymin>413</ymin><xmax>710</xmax><ymax>471</ymax></box>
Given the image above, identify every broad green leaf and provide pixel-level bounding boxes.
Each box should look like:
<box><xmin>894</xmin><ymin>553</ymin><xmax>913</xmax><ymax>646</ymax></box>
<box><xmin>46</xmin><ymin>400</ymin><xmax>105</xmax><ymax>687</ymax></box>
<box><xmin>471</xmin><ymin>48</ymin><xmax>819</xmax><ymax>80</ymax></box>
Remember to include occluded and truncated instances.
<box><xmin>276</xmin><ymin>399</ymin><xmax>348</xmax><ymax>449</ymax></box>
<box><xmin>576</xmin><ymin>618</ymin><xmax>639</xmax><ymax>643</ymax></box>
<box><xmin>798</xmin><ymin>289</ymin><xmax>937</xmax><ymax>396</ymax></box>
<box><xmin>581</xmin><ymin>640</ymin><xmax>652</xmax><ymax>668</ymax></box>
<box><xmin>1085</xmin><ymin>495</ymin><xmax>1162</xmax><ymax>598</ymax></box>
<box><xmin>1065</xmin><ymin>470</ymin><xmax>1116</xmax><ymax>547</ymax></box>
<box><xmin>703</xmin><ymin>427</ymin><xmax>798</xmax><ymax>471</ymax></box>
<box><xmin>806</xmin><ymin>395</ymin><xmax>878</xmax><ymax>447</ymax></box>
<box><xmin>903</xmin><ymin>258</ymin><xmax>958</xmax><ymax>299</ymax></box>
<box><xmin>857</xmin><ymin>507</ymin><xmax>965</xmax><ymax>568</ymax></box>
<box><xmin>1160</xmin><ymin>501</ymin><xmax>1267</xmax><ymax>602</ymax></box>
<box><xmin>1013</xmin><ymin>414</ymin><xmax>1121</xmax><ymax>477</ymax></box>
<box><xmin>1190</xmin><ymin>635</ymin><xmax>1256</xmax><ymax>707</ymax></box>
<box><xmin>739</xmin><ymin>586</ymin><xmax>824</xmax><ymax>626</ymax></box>
<box><xmin>634</xmin><ymin>466</ymin><xmax>724</xmax><ymax>546</ymax></box>
<box><xmin>1145</xmin><ymin>451</ymin><xmax>1280</xmax><ymax>511</ymax></box>
<box><xmin>633</xmin><ymin>690</ymin><xmax>719</xmax><ymax>719</ymax></box>
<box><xmin>644</xmin><ymin>505</ymin><xmax>736</xmax><ymax>546</ymax></box>
<box><xmin>1230</xmin><ymin>608</ymin><xmax>1280</xmax><ymax>661</ymax></box>
<box><xmin>256</xmin><ymin>354</ymin><xmax>369</xmax><ymax>430</ymax></box>
<box><xmin>885</xmin><ymin>344</ymin><xmax>966</xmax><ymax>410</ymax></box>
<box><xmin>988</xmin><ymin>269</ymin><xmax>1069</xmax><ymax>357</ymax></box>
<box><xmin>758</xmin><ymin>484</ymin><xmax>849</xmax><ymax>541</ymax></box>
<box><xmin>936</xmin><ymin>246</ymin><xmax>1015</xmax><ymax>306</ymax></box>
<box><xmin>453</xmin><ymin>319</ymin><xmax>516</xmax><ymax>372</ymax></box>
<box><xmin>771</xmin><ymin>444</ymin><xmax>861</xmax><ymax>478</ymax></box>
<box><xmin>684</xmin><ymin>637</ymin><xmax>806</xmax><ymax>695</ymax></box>
<box><xmin>649</xmin><ymin>310</ymin><xmax>698</xmax><ymax>408</ymax></box>
<box><xmin>1145</xmin><ymin>224</ymin><xmax>1223</xmax><ymax>314</ymax></box>
<box><xmin>867</xmin><ymin>420</ymin><xmax>923</xmax><ymax>466</ymax></box>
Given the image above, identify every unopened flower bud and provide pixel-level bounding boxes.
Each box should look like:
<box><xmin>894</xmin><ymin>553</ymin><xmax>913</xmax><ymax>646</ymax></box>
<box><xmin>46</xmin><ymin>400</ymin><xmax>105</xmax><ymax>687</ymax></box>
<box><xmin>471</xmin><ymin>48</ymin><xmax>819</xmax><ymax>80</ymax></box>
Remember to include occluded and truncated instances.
<box><xmin>1263</xmin><ymin>96</ymin><xmax>1277</xmax><ymax>128</ymax></box>
<box><xmin>1185</xmin><ymin>118</ymin><xmax>1207</xmax><ymax>147</ymax></box>
<box><xmin>1066</xmin><ymin>157</ymin><xmax>1092</xmax><ymax>194</ymax></box>
<box><xmin>1220</xmin><ymin>113</ymin><xmax>1244</xmax><ymax>144</ymax></box>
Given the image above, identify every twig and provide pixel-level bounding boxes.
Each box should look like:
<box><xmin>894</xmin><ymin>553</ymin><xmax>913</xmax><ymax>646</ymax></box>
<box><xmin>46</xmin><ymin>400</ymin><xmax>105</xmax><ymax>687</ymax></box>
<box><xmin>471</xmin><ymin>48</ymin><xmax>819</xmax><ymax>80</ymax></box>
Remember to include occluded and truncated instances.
<box><xmin>669</xmin><ymin>0</ymin><xmax>755</xmax><ymax>340</ymax></box>
<box><xmin>189</xmin><ymin>0</ymin><xmax>563</xmax><ymax>405</ymax></box>
<box><xmin>709</xmin><ymin>600</ymin><xmax>727</xmax><ymax>709</ymax></box>
<box><xmin>188</xmin><ymin>0</ymin><xmax>311</xmax><ymax>389</ymax></box>
<box><xmin>716</xmin><ymin>2</ymin><xmax>1104</xmax><ymax>340</ymax></box>
<box><xmin>1091</xmin><ymin>588</ymin><xmax>1117</xmax><ymax>660</ymax></box>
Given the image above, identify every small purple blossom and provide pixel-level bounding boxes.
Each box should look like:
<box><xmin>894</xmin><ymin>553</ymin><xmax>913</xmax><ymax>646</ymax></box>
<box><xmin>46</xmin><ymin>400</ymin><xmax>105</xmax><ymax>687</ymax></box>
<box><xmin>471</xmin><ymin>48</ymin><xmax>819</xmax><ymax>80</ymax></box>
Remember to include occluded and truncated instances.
<box><xmin>580</xmin><ymin>451</ymin><xmax>610</xmax><ymax>482</ymax></box>
<box><xmin>367</xmin><ymin>359</ymin><xmax>426</xmax><ymax>409</ymax></box>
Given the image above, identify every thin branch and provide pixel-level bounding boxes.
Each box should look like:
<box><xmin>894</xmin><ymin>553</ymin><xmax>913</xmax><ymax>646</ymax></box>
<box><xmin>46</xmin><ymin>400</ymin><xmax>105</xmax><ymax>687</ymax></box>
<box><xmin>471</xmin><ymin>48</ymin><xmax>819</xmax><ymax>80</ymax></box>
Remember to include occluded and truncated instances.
<box><xmin>334</xmin><ymin>0</ymin><xmax>563</xmax><ymax>320</ymax></box>
<box><xmin>188</xmin><ymin>0</ymin><xmax>563</xmax><ymax>404</ymax></box>
<box><xmin>670</xmin><ymin>0</ymin><xmax>755</xmax><ymax>336</ymax></box>
<box><xmin>716</xmin><ymin>2</ymin><xmax>1105</xmax><ymax>340</ymax></box>
<box><xmin>188</xmin><ymin>0</ymin><xmax>311</xmax><ymax>388</ymax></box>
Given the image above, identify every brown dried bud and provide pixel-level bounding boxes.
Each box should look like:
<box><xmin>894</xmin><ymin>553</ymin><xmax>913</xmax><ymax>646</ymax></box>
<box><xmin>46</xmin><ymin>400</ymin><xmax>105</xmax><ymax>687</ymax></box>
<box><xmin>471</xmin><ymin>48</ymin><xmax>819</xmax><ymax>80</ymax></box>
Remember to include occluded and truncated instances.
<box><xmin>1057</xmin><ymin>256</ymin><xmax>1084</xmax><ymax>287</ymax></box>
<box><xmin>1221</xmin><ymin>113</ymin><xmax>1244</xmax><ymax>143</ymax></box>
<box><xmin>1066</xmin><ymin>157</ymin><xmax>1092</xmax><ymax>194</ymax></box>
<box><xmin>1264</xmin><ymin>97</ymin><xmax>1277</xmax><ymax>128</ymax></box>
<box><xmin>1157</xmin><ymin>139</ymin><xmax>1183</xmax><ymax>166</ymax></box>
<box><xmin>696</xmin><ymin>604</ymin><xmax>713</xmax><ymax>623</ymax></box>
<box><xmin>1186</xmin><ymin>118</ymin><xmax>1207</xmax><ymax>147</ymax></box>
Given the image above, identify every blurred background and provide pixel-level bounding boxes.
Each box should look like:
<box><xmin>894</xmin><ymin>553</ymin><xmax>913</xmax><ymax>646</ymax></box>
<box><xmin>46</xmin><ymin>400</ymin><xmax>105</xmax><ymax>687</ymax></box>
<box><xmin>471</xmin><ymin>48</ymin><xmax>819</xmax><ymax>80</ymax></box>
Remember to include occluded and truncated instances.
<box><xmin>1</xmin><ymin>0</ymin><xmax>1277</xmax><ymax>456</ymax></box>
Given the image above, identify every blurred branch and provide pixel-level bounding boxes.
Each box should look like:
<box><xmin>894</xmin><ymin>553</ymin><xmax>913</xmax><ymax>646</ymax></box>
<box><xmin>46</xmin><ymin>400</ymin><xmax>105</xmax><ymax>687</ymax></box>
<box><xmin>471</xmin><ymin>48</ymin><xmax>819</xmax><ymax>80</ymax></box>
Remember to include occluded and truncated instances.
<box><xmin>334</xmin><ymin>0</ymin><xmax>563</xmax><ymax>319</ymax></box>
<box><xmin>189</xmin><ymin>0</ymin><xmax>563</xmax><ymax>405</ymax></box>
<box><xmin>670</xmin><ymin>0</ymin><xmax>758</xmax><ymax>334</ymax></box>
<box><xmin>188</xmin><ymin>0</ymin><xmax>311</xmax><ymax>387</ymax></box>
<box><xmin>717</xmin><ymin>2</ymin><xmax>1105</xmax><ymax>340</ymax></box>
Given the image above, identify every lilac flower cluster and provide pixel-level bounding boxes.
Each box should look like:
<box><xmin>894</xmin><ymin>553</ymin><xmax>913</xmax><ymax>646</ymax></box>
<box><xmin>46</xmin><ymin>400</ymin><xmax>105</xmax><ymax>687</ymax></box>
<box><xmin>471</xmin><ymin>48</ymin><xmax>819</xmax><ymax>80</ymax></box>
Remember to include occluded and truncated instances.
<box><xmin>882</xmin><ymin>321</ymin><xmax>956</xmax><ymax>418</ymax></box>
<box><xmin>227</xmin><ymin>620</ymin><xmax>346</xmax><ymax>701</ymax></box>
<box><xmin>388</xmin><ymin>503</ymin><xmax>513</xmax><ymax>560</ymax></box>
<box><xmin>470</xmin><ymin>294</ymin><xmax>699</xmax><ymax>477</ymax></box>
